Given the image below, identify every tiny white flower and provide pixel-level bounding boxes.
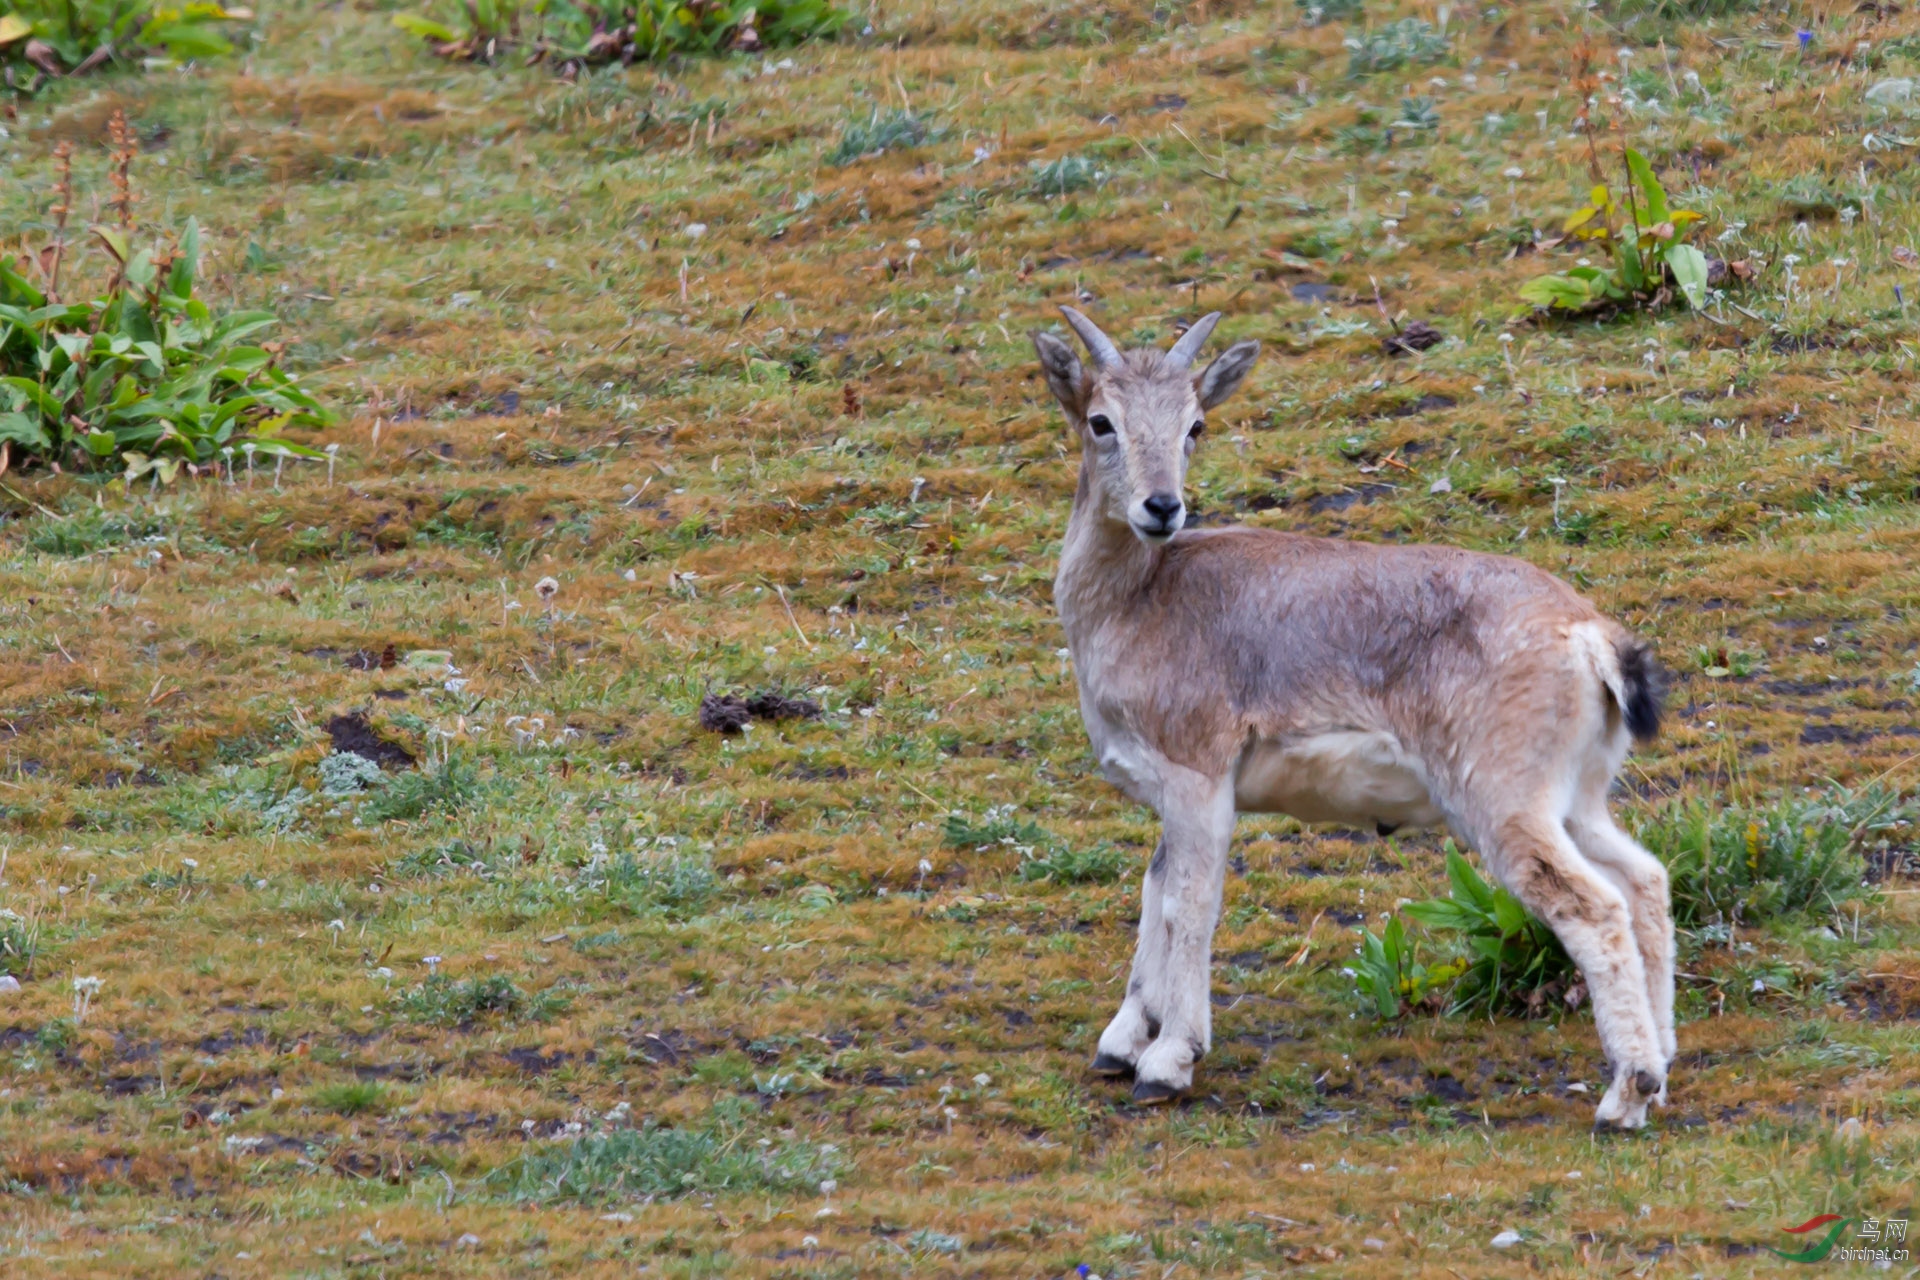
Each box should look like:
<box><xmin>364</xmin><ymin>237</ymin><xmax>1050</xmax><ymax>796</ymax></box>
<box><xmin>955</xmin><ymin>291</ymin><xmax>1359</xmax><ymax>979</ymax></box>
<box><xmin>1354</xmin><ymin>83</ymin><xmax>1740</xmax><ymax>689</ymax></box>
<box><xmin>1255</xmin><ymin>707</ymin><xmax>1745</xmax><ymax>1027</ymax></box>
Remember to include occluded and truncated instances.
<box><xmin>972</xmin><ymin>1073</ymin><xmax>991</xmax><ymax>1087</ymax></box>
<box><xmin>182</xmin><ymin>858</ymin><xmax>199</xmax><ymax>869</ymax></box>
<box><xmin>1502</xmin><ymin>166</ymin><xmax>1525</xmax><ymax>178</ymax></box>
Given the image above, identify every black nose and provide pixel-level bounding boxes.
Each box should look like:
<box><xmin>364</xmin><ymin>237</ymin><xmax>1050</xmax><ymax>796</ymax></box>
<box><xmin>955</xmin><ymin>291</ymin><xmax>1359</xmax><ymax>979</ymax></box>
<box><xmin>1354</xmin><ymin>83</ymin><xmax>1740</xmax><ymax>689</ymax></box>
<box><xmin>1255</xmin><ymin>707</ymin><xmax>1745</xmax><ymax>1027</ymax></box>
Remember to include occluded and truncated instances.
<box><xmin>1141</xmin><ymin>492</ymin><xmax>1183</xmax><ymax>529</ymax></box>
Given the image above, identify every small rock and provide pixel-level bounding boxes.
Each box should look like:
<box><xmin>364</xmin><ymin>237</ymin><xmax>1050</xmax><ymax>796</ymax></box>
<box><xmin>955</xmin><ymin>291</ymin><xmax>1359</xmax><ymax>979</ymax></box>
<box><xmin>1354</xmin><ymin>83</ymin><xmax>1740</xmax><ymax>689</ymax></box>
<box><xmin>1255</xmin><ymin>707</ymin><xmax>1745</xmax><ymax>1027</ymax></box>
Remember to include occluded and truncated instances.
<box><xmin>1382</xmin><ymin>320</ymin><xmax>1444</xmax><ymax>357</ymax></box>
<box><xmin>1867</xmin><ymin>77</ymin><xmax>1914</xmax><ymax>104</ymax></box>
<box><xmin>1429</xmin><ymin>475</ymin><xmax>1453</xmax><ymax>495</ymax></box>
<box><xmin>698</xmin><ymin>694</ymin><xmax>752</xmax><ymax>734</ymax></box>
<box><xmin>1491</xmin><ymin>1230</ymin><xmax>1522</xmax><ymax>1249</ymax></box>
<box><xmin>455</xmin><ymin>1233</ymin><xmax>481</xmax><ymax>1248</ymax></box>
<box><xmin>1362</xmin><ymin>1237</ymin><xmax>1387</xmax><ymax>1250</ymax></box>
<box><xmin>0</xmin><ymin>975</ymin><xmax>19</xmax><ymax>993</ymax></box>
<box><xmin>744</xmin><ymin>691</ymin><xmax>822</xmax><ymax>722</ymax></box>
<box><xmin>1566</xmin><ymin>1082</ymin><xmax>1589</xmax><ymax>1094</ymax></box>
<box><xmin>1837</xmin><ymin>1116</ymin><xmax>1867</xmax><ymax>1141</ymax></box>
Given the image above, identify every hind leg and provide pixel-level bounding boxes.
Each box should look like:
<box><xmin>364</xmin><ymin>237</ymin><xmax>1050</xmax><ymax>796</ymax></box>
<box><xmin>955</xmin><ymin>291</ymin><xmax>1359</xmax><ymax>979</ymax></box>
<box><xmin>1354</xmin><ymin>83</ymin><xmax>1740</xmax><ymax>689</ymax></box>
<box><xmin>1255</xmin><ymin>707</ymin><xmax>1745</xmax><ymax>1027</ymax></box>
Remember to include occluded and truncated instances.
<box><xmin>1093</xmin><ymin>838</ymin><xmax>1172</xmax><ymax>1076</ymax></box>
<box><xmin>1480</xmin><ymin>811</ymin><xmax>1665</xmax><ymax>1129</ymax></box>
<box><xmin>1567</xmin><ymin>805</ymin><xmax>1677</xmax><ymax>1071</ymax></box>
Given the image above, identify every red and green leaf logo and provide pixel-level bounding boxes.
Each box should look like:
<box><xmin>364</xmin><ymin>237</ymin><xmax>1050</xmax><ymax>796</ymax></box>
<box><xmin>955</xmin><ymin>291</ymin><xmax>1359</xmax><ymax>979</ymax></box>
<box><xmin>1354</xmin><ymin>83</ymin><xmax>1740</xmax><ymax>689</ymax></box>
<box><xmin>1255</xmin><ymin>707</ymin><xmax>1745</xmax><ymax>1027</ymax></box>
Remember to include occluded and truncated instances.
<box><xmin>1772</xmin><ymin>1214</ymin><xmax>1853</xmax><ymax>1263</ymax></box>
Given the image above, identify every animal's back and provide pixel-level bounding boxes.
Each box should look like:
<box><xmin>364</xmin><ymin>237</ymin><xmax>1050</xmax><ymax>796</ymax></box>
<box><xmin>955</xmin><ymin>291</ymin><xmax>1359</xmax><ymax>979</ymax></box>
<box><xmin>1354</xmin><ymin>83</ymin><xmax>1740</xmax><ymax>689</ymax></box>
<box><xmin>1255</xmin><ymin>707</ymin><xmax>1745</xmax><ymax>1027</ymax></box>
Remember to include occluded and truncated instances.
<box><xmin>1145</xmin><ymin>525</ymin><xmax>1602</xmax><ymax>725</ymax></box>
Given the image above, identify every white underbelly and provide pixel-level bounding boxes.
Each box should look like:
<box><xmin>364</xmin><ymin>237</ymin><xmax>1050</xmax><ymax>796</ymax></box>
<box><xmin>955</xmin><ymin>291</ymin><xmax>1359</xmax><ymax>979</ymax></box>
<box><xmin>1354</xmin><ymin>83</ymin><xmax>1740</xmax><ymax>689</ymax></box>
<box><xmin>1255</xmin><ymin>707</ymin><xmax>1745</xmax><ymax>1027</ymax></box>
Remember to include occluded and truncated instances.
<box><xmin>1235</xmin><ymin>730</ymin><xmax>1444</xmax><ymax>830</ymax></box>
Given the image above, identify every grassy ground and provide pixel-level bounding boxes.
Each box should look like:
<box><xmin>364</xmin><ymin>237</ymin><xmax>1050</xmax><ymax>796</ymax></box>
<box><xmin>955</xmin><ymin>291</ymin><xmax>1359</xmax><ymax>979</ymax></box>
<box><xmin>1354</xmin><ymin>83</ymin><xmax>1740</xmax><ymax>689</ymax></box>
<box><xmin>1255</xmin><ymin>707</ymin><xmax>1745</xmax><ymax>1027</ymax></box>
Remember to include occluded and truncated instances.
<box><xmin>4</xmin><ymin>0</ymin><xmax>1920</xmax><ymax>1275</ymax></box>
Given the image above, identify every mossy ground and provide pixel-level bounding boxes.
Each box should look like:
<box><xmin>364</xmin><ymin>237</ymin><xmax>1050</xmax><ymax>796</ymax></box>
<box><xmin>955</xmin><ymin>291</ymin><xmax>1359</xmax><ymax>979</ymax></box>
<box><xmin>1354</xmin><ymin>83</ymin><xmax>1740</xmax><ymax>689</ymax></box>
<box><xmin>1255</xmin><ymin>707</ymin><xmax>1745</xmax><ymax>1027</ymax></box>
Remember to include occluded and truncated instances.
<box><xmin>3</xmin><ymin>0</ymin><xmax>1920</xmax><ymax>1275</ymax></box>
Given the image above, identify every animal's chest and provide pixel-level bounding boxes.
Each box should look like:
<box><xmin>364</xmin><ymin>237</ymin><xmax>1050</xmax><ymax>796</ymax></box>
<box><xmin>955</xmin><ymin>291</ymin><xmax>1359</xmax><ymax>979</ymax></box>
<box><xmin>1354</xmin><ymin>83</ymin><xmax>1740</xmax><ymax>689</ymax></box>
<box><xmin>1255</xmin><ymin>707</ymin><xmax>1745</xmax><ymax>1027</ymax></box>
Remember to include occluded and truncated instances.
<box><xmin>1234</xmin><ymin>731</ymin><xmax>1444</xmax><ymax>829</ymax></box>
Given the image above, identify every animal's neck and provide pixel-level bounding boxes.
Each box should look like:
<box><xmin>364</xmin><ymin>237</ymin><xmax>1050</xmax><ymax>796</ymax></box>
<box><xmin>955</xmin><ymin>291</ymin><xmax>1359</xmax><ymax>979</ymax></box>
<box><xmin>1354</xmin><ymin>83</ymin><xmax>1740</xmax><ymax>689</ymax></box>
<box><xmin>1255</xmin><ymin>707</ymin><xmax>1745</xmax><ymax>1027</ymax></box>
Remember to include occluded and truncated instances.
<box><xmin>1054</xmin><ymin>456</ymin><xmax>1164</xmax><ymax>645</ymax></box>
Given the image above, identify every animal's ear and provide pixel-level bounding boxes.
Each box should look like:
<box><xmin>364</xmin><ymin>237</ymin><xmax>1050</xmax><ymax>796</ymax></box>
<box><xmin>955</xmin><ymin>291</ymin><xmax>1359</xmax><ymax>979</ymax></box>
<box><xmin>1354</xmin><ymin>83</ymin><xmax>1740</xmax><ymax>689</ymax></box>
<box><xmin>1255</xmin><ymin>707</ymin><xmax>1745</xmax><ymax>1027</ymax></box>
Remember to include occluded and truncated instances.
<box><xmin>1032</xmin><ymin>330</ymin><xmax>1088</xmax><ymax>416</ymax></box>
<box><xmin>1196</xmin><ymin>339</ymin><xmax>1260</xmax><ymax>410</ymax></box>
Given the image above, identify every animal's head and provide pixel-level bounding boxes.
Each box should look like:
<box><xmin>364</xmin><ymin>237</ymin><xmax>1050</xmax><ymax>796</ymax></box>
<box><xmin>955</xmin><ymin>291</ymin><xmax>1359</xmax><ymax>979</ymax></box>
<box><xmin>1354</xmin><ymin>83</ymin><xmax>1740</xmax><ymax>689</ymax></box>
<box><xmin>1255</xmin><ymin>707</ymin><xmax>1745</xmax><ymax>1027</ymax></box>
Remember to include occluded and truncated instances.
<box><xmin>1032</xmin><ymin>307</ymin><xmax>1259</xmax><ymax>544</ymax></box>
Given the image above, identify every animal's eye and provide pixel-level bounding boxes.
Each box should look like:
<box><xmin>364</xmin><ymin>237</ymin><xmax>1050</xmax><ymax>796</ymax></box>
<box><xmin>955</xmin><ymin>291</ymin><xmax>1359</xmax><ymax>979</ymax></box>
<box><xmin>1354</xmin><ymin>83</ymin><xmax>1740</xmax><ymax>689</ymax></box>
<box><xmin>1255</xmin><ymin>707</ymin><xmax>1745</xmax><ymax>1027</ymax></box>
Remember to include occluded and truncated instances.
<box><xmin>1188</xmin><ymin>420</ymin><xmax>1206</xmax><ymax>440</ymax></box>
<box><xmin>1087</xmin><ymin>414</ymin><xmax>1115</xmax><ymax>437</ymax></box>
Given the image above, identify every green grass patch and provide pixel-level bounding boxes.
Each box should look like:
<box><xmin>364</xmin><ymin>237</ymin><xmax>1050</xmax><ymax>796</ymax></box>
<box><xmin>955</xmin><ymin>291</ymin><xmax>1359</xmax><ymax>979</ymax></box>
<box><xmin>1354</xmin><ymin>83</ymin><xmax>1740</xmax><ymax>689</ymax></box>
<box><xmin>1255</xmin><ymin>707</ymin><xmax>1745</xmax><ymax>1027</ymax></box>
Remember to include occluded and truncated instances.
<box><xmin>395</xmin><ymin>974</ymin><xmax>568</xmax><ymax>1027</ymax></box>
<box><xmin>826</xmin><ymin>109</ymin><xmax>935</xmax><ymax>165</ymax></box>
<box><xmin>1638</xmin><ymin>786</ymin><xmax>1904</xmax><ymax>929</ymax></box>
<box><xmin>309</xmin><ymin>1080</ymin><xmax>386</xmax><ymax>1115</ymax></box>
<box><xmin>492</xmin><ymin>1108</ymin><xmax>840</xmax><ymax>1204</ymax></box>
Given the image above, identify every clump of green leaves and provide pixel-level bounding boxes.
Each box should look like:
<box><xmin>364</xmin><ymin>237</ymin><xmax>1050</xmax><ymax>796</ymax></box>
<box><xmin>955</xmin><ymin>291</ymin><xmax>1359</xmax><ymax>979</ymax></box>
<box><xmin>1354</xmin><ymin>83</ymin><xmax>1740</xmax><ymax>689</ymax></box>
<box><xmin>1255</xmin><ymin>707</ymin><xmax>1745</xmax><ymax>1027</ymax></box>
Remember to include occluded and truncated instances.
<box><xmin>493</xmin><ymin>1106</ymin><xmax>841</xmax><ymax>1204</ymax></box>
<box><xmin>1518</xmin><ymin>148</ymin><xmax>1714</xmax><ymax>314</ymax></box>
<box><xmin>1</xmin><ymin>122</ymin><xmax>329</xmax><ymax>477</ymax></box>
<box><xmin>1607</xmin><ymin>0</ymin><xmax>1773</xmax><ymax>22</ymax></box>
<box><xmin>943</xmin><ymin>806</ymin><xmax>1047</xmax><ymax>849</ymax></box>
<box><xmin>1016</xmin><ymin>841</ymin><xmax>1128</xmax><ymax>885</ymax></box>
<box><xmin>827</xmin><ymin>109</ymin><xmax>934</xmax><ymax>165</ymax></box>
<box><xmin>23</xmin><ymin>503</ymin><xmax>176</xmax><ymax>555</ymax></box>
<box><xmin>396</xmin><ymin>974</ymin><xmax>568</xmax><ymax>1026</ymax></box>
<box><xmin>1693</xmin><ymin>643</ymin><xmax>1759</xmax><ymax>679</ymax></box>
<box><xmin>601</xmin><ymin>846</ymin><xmax>718</xmax><ymax>918</ymax></box>
<box><xmin>0</xmin><ymin>907</ymin><xmax>40</xmax><ymax>979</ymax></box>
<box><xmin>1403</xmin><ymin>848</ymin><xmax>1580</xmax><ymax>1016</ymax></box>
<box><xmin>318</xmin><ymin>751</ymin><xmax>387</xmax><ymax>798</ymax></box>
<box><xmin>1392</xmin><ymin>95</ymin><xmax>1441</xmax><ymax>131</ymax></box>
<box><xmin>1298</xmin><ymin>0</ymin><xmax>1365</xmax><ymax>24</ymax></box>
<box><xmin>360</xmin><ymin>756</ymin><xmax>479</xmax><ymax>822</ymax></box>
<box><xmin>1352</xmin><ymin>846</ymin><xmax>1578</xmax><ymax>1018</ymax></box>
<box><xmin>394</xmin><ymin>0</ymin><xmax>847</xmax><ymax>66</ymax></box>
<box><xmin>941</xmin><ymin>806</ymin><xmax>1125</xmax><ymax>883</ymax></box>
<box><xmin>1636</xmin><ymin>786</ymin><xmax>1902</xmax><ymax>928</ymax></box>
<box><xmin>1348</xmin><ymin>917</ymin><xmax>1463</xmax><ymax>1017</ymax></box>
<box><xmin>1345</xmin><ymin>19</ymin><xmax>1449</xmax><ymax>77</ymax></box>
<box><xmin>1027</xmin><ymin>154</ymin><xmax>1106</xmax><ymax>197</ymax></box>
<box><xmin>0</xmin><ymin>2</ymin><xmax>248</xmax><ymax>80</ymax></box>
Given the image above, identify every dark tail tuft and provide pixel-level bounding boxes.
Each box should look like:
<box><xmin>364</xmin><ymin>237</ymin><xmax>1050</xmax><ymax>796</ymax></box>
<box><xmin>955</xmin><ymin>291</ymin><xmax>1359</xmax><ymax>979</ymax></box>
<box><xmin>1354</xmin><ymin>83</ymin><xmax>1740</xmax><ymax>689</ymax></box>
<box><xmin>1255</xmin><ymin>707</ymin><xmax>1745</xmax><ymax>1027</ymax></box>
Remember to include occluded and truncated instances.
<box><xmin>1615</xmin><ymin>636</ymin><xmax>1664</xmax><ymax>742</ymax></box>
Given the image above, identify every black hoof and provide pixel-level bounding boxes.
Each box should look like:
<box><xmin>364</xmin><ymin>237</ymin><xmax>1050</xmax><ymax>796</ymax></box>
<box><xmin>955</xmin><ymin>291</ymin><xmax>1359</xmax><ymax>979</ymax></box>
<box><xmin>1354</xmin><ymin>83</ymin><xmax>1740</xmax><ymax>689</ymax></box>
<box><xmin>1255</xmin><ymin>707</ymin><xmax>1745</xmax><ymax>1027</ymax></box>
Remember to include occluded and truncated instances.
<box><xmin>1131</xmin><ymin>1079</ymin><xmax>1184</xmax><ymax>1106</ymax></box>
<box><xmin>1090</xmin><ymin>1052</ymin><xmax>1136</xmax><ymax>1078</ymax></box>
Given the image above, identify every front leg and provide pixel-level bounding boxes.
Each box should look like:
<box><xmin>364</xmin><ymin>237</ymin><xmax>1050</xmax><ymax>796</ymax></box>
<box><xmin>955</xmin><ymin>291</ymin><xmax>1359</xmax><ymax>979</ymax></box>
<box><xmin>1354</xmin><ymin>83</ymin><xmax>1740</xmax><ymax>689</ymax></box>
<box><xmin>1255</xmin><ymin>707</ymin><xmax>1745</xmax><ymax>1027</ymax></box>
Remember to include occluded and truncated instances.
<box><xmin>1093</xmin><ymin>839</ymin><xmax>1171</xmax><ymax>1076</ymax></box>
<box><xmin>1129</xmin><ymin>775</ymin><xmax>1236</xmax><ymax>1104</ymax></box>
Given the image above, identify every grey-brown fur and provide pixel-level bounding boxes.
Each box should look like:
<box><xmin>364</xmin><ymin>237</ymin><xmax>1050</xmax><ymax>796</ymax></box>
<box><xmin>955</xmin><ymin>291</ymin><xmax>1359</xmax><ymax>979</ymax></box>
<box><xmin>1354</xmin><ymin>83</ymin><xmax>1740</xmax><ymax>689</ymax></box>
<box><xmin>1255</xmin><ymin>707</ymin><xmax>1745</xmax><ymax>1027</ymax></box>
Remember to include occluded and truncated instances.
<box><xmin>1033</xmin><ymin>308</ymin><xmax>1675</xmax><ymax>1128</ymax></box>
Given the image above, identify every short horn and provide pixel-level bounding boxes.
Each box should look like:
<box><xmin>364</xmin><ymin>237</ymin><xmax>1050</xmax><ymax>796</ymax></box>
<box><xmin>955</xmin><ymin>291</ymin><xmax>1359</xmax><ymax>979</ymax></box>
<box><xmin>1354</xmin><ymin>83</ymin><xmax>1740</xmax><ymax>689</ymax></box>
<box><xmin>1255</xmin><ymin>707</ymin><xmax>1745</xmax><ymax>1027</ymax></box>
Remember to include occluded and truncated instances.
<box><xmin>1060</xmin><ymin>306</ymin><xmax>1121</xmax><ymax>370</ymax></box>
<box><xmin>1166</xmin><ymin>311</ymin><xmax>1223</xmax><ymax>370</ymax></box>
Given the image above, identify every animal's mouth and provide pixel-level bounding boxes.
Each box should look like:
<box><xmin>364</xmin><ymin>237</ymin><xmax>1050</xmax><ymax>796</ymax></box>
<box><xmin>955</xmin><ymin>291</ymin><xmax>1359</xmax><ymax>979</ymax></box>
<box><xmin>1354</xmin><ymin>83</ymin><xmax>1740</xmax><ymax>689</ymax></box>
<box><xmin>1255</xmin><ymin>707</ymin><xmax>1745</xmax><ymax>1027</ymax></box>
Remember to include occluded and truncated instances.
<box><xmin>1130</xmin><ymin>523</ymin><xmax>1178</xmax><ymax>544</ymax></box>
